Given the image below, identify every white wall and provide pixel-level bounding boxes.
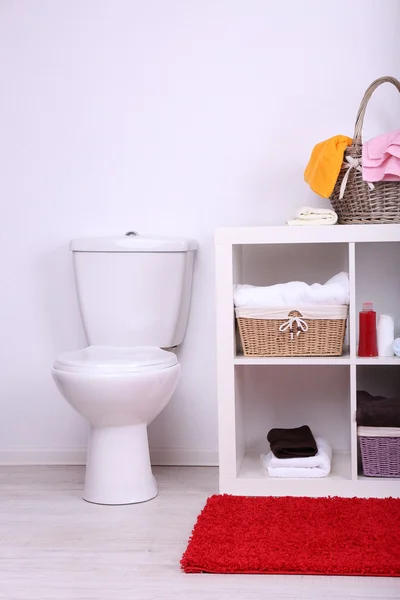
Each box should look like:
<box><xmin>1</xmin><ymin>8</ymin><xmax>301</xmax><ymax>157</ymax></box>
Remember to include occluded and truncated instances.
<box><xmin>1</xmin><ymin>0</ymin><xmax>400</xmax><ymax>464</ymax></box>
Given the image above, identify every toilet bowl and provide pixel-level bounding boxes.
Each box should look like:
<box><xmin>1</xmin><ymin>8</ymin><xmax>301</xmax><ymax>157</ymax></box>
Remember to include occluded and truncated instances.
<box><xmin>53</xmin><ymin>345</ymin><xmax>180</xmax><ymax>505</ymax></box>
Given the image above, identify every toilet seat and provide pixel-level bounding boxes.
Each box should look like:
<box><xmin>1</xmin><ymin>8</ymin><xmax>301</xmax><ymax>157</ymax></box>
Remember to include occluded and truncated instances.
<box><xmin>53</xmin><ymin>345</ymin><xmax>178</xmax><ymax>374</ymax></box>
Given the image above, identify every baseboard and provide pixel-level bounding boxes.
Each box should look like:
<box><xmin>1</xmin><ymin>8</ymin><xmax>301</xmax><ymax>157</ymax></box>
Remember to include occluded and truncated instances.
<box><xmin>0</xmin><ymin>448</ymin><xmax>87</xmax><ymax>466</ymax></box>
<box><xmin>0</xmin><ymin>447</ymin><xmax>219</xmax><ymax>467</ymax></box>
<box><xmin>150</xmin><ymin>448</ymin><xmax>218</xmax><ymax>467</ymax></box>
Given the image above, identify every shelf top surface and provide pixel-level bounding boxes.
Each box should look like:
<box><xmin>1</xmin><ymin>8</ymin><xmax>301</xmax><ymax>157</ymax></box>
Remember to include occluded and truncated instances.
<box><xmin>234</xmin><ymin>355</ymin><xmax>400</xmax><ymax>366</ymax></box>
<box><xmin>215</xmin><ymin>224</ymin><xmax>400</xmax><ymax>245</ymax></box>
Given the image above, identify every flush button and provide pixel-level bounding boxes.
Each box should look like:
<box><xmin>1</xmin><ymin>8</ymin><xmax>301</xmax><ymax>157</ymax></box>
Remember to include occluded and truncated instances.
<box><xmin>125</xmin><ymin>231</ymin><xmax>138</xmax><ymax>236</ymax></box>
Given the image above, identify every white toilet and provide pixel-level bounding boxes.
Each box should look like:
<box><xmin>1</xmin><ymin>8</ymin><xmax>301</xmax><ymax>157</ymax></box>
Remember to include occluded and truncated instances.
<box><xmin>52</xmin><ymin>233</ymin><xmax>196</xmax><ymax>505</ymax></box>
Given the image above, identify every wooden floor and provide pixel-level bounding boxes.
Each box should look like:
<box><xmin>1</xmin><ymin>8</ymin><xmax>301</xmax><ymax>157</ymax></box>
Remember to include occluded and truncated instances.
<box><xmin>0</xmin><ymin>466</ymin><xmax>399</xmax><ymax>599</ymax></box>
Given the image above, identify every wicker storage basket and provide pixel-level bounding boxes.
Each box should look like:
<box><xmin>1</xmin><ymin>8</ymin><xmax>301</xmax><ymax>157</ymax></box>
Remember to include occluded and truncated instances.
<box><xmin>358</xmin><ymin>426</ymin><xmax>400</xmax><ymax>478</ymax></box>
<box><xmin>330</xmin><ymin>76</ymin><xmax>400</xmax><ymax>224</ymax></box>
<box><xmin>235</xmin><ymin>305</ymin><xmax>348</xmax><ymax>357</ymax></box>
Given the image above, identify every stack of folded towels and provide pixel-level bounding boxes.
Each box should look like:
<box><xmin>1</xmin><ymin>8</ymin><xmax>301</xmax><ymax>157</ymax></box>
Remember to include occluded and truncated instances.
<box><xmin>261</xmin><ymin>425</ymin><xmax>332</xmax><ymax>478</ymax></box>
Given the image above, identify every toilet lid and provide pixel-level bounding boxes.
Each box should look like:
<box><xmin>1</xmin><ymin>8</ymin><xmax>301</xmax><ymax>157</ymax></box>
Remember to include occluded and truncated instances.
<box><xmin>53</xmin><ymin>346</ymin><xmax>178</xmax><ymax>374</ymax></box>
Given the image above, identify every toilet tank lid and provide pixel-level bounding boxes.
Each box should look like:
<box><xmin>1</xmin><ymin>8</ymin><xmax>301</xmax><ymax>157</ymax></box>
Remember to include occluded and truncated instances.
<box><xmin>70</xmin><ymin>234</ymin><xmax>197</xmax><ymax>252</ymax></box>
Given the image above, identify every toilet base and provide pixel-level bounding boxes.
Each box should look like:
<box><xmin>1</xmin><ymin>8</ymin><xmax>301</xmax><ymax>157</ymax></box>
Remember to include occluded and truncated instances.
<box><xmin>83</xmin><ymin>424</ymin><xmax>157</xmax><ymax>505</ymax></box>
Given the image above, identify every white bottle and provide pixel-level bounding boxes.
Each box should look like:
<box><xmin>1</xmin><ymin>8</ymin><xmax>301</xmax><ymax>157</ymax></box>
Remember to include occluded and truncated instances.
<box><xmin>377</xmin><ymin>314</ymin><xmax>395</xmax><ymax>357</ymax></box>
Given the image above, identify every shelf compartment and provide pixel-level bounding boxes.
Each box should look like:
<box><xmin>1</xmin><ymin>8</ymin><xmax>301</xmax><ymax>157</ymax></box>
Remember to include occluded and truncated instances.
<box><xmin>355</xmin><ymin>242</ymin><xmax>400</xmax><ymax>348</ymax></box>
<box><xmin>238</xmin><ymin>365</ymin><xmax>351</xmax><ymax>458</ymax></box>
<box><xmin>232</xmin><ymin>243</ymin><xmax>350</xmax><ymax>357</ymax></box>
<box><xmin>356</xmin><ymin>365</ymin><xmax>400</xmax><ymax>481</ymax></box>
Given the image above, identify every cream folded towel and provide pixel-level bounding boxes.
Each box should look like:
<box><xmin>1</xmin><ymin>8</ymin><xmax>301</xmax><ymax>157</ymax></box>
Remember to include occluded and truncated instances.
<box><xmin>260</xmin><ymin>437</ymin><xmax>332</xmax><ymax>478</ymax></box>
<box><xmin>287</xmin><ymin>206</ymin><xmax>338</xmax><ymax>226</ymax></box>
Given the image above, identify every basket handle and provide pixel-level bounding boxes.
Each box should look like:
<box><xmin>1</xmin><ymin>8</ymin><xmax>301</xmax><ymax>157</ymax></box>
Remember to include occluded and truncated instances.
<box><xmin>353</xmin><ymin>76</ymin><xmax>400</xmax><ymax>145</ymax></box>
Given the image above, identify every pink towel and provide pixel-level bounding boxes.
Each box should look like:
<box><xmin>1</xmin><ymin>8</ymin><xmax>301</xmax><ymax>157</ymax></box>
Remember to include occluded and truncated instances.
<box><xmin>362</xmin><ymin>129</ymin><xmax>400</xmax><ymax>182</ymax></box>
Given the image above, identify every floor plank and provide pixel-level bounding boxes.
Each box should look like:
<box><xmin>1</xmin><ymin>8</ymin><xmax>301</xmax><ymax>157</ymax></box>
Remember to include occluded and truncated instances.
<box><xmin>0</xmin><ymin>466</ymin><xmax>398</xmax><ymax>599</ymax></box>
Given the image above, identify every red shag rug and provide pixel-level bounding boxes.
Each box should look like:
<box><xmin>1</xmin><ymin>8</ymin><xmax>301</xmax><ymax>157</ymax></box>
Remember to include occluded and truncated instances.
<box><xmin>181</xmin><ymin>495</ymin><xmax>400</xmax><ymax>576</ymax></box>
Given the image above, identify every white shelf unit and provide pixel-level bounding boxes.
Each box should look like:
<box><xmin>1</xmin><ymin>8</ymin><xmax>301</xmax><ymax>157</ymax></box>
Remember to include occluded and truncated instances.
<box><xmin>215</xmin><ymin>225</ymin><xmax>400</xmax><ymax>498</ymax></box>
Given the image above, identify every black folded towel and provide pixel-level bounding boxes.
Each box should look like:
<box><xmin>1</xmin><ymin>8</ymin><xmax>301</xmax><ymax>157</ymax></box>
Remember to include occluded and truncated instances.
<box><xmin>267</xmin><ymin>425</ymin><xmax>318</xmax><ymax>459</ymax></box>
<box><xmin>357</xmin><ymin>391</ymin><xmax>400</xmax><ymax>427</ymax></box>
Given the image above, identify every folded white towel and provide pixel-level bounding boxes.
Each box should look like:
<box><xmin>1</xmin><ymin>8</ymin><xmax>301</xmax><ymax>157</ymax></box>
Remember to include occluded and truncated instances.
<box><xmin>287</xmin><ymin>206</ymin><xmax>338</xmax><ymax>226</ymax></box>
<box><xmin>233</xmin><ymin>272</ymin><xmax>349</xmax><ymax>308</ymax></box>
<box><xmin>260</xmin><ymin>437</ymin><xmax>332</xmax><ymax>478</ymax></box>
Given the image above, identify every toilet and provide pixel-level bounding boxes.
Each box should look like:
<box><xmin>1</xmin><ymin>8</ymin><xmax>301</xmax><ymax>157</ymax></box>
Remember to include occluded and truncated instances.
<box><xmin>52</xmin><ymin>233</ymin><xmax>196</xmax><ymax>505</ymax></box>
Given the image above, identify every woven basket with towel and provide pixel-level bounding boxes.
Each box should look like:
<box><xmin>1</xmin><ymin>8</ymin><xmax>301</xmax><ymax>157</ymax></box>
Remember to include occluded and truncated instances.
<box><xmin>330</xmin><ymin>76</ymin><xmax>400</xmax><ymax>224</ymax></box>
<box><xmin>234</xmin><ymin>273</ymin><xmax>349</xmax><ymax>357</ymax></box>
<box><xmin>236</xmin><ymin>306</ymin><xmax>347</xmax><ymax>357</ymax></box>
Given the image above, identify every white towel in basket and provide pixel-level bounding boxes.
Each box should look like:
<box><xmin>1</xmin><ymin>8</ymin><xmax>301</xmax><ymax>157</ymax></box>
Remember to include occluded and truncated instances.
<box><xmin>261</xmin><ymin>437</ymin><xmax>332</xmax><ymax>478</ymax></box>
<box><xmin>233</xmin><ymin>272</ymin><xmax>349</xmax><ymax>308</ymax></box>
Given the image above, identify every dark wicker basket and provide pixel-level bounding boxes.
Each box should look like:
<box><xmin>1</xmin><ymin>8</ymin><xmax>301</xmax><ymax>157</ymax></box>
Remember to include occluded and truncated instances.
<box><xmin>330</xmin><ymin>76</ymin><xmax>400</xmax><ymax>224</ymax></box>
<box><xmin>359</xmin><ymin>430</ymin><xmax>400</xmax><ymax>478</ymax></box>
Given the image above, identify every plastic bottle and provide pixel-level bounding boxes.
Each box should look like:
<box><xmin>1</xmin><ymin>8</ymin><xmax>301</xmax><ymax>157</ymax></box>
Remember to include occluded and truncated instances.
<box><xmin>358</xmin><ymin>301</ymin><xmax>378</xmax><ymax>357</ymax></box>
<box><xmin>377</xmin><ymin>314</ymin><xmax>394</xmax><ymax>357</ymax></box>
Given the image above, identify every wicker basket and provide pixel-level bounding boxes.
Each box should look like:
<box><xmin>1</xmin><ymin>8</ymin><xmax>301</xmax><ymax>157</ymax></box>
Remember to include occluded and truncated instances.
<box><xmin>235</xmin><ymin>306</ymin><xmax>347</xmax><ymax>357</ymax></box>
<box><xmin>358</xmin><ymin>427</ymin><xmax>400</xmax><ymax>478</ymax></box>
<box><xmin>330</xmin><ymin>76</ymin><xmax>400</xmax><ymax>224</ymax></box>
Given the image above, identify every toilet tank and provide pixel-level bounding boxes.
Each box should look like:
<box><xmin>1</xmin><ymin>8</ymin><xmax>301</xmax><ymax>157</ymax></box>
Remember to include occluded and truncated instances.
<box><xmin>70</xmin><ymin>233</ymin><xmax>197</xmax><ymax>348</ymax></box>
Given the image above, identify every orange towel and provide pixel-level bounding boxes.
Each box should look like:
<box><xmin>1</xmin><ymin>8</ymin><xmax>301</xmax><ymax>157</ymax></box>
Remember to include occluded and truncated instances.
<box><xmin>304</xmin><ymin>135</ymin><xmax>352</xmax><ymax>198</ymax></box>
